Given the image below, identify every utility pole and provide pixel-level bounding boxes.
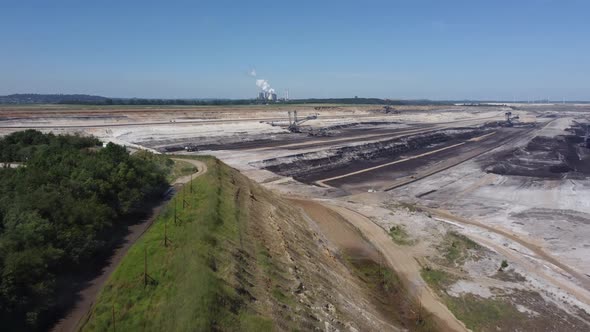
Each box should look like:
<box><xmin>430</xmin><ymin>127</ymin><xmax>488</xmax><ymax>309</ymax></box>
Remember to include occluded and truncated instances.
<box><xmin>174</xmin><ymin>198</ymin><xmax>178</xmax><ymax>225</ymax></box>
<box><xmin>142</xmin><ymin>246</ymin><xmax>156</xmax><ymax>287</ymax></box>
<box><xmin>144</xmin><ymin>247</ymin><xmax>148</xmax><ymax>287</ymax></box>
<box><xmin>182</xmin><ymin>185</ymin><xmax>190</xmax><ymax>209</ymax></box>
<box><xmin>164</xmin><ymin>221</ymin><xmax>168</xmax><ymax>247</ymax></box>
<box><xmin>378</xmin><ymin>255</ymin><xmax>385</xmax><ymax>287</ymax></box>
<box><xmin>377</xmin><ymin>257</ymin><xmax>383</xmax><ymax>281</ymax></box>
<box><xmin>112</xmin><ymin>305</ymin><xmax>116</xmax><ymax>332</ymax></box>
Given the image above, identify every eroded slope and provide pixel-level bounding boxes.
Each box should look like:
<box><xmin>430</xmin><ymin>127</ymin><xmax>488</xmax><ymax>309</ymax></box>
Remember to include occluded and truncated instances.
<box><xmin>81</xmin><ymin>157</ymin><xmax>432</xmax><ymax>331</ymax></box>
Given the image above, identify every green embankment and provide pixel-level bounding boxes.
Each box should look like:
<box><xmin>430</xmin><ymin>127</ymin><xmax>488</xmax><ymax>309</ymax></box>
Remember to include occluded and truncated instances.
<box><xmin>166</xmin><ymin>159</ymin><xmax>197</xmax><ymax>182</ymax></box>
<box><xmin>80</xmin><ymin>157</ymin><xmax>272</xmax><ymax>331</ymax></box>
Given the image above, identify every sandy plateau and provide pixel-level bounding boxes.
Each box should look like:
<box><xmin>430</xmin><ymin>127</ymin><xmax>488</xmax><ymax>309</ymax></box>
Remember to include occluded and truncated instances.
<box><xmin>3</xmin><ymin>103</ymin><xmax>590</xmax><ymax>330</ymax></box>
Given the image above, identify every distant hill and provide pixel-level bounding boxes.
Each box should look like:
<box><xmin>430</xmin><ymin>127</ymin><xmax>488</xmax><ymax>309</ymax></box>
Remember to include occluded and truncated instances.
<box><xmin>0</xmin><ymin>93</ymin><xmax>108</xmax><ymax>104</ymax></box>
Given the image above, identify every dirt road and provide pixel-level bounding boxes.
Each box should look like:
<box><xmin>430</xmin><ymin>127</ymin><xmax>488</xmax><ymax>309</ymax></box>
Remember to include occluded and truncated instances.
<box><xmin>51</xmin><ymin>158</ymin><xmax>207</xmax><ymax>332</ymax></box>
<box><xmin>425</xmin><ymin>207</ymin><xmax>590</xmax><ymax>305</ymax></box>
<box><xmin>171</xmin><ymin>158</ymin><xmax>208</xmax><ymax>185</ymax></box>
<box><xmin>293</xmin><ymin>199</ymin><xmax>469</xmax><ymax>332</ymax></box>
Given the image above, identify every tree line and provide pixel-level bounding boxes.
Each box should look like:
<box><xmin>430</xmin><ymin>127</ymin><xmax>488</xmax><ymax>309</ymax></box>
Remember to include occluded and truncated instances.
<box><xmin>0</xmin><ymin>93</ymin><xmax>455</xmax><ymax>106</ymax></box>
<box><xmin>60</xmin><ymin>97</ymin><xmax>447</xmax><ymax>106</ymax></box>
<box><xmin>0</xmin><ymin>130</ymin><xmax>171</xmax><ymax>330</ymax></box>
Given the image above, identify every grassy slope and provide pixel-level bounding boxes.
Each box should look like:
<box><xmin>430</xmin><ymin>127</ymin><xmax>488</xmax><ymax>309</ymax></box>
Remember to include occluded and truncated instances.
<box><xmin>388</xmin><ymin>224</ymin><xmax>414</xmax><ymax>245</ymax></box>
<box><xmin>80</xmin><ymin>157</ymin><xmax>273</xmax><ymax>331</ymax></box>
<box><xmin>166</xmin><ymin>159</ymin><xmax>197</xmax><ymax>182</ymax></box>
<box><xmin>421</xmin><ymin>268</ymin><xmax>523</xmax><ymax>332</ymax></box>
<box><xmin>81</xmin><ymin>156</ymin><xmax>441</xmax><ymax>331</ymax></box>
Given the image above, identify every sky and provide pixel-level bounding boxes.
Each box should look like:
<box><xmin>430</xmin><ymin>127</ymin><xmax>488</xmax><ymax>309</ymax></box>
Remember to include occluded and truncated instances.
<box><xmin>1</xmin><ymin>0</ymin><xmax>589</xmax><ymax>100</ymax></box>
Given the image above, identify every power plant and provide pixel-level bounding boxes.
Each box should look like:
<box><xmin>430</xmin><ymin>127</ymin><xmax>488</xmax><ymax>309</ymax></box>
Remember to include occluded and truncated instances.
<box><xmin>253</xmin><ymin>75</ymin><xmax>286</xmax><ymax>102</ymax></box>
<box><xmin>258</xmin><ymin>91</ymin><xmax>277</xmax><ymax>102</ymax></box>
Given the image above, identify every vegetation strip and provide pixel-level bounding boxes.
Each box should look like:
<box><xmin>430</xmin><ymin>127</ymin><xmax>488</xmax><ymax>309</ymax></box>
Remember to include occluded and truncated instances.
<box><xmin>80</xmin><ymin>158</ymin><xmax>275</xmax><ymax>331</ymax></box>
<box><xmin>0</xmin><ymin>130</ymin><xmax>170</xmax><ymax>330</ymax></box>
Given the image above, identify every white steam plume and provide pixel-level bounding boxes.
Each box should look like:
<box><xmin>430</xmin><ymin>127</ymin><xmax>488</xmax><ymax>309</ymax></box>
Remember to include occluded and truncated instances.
<box><xmin>256</xmin><ymin>79</ymin><xmax>274</xmax><ymax>93</ymax></box>
<box><xmin>252</xmin><ymin>68</ymin><xmax>275</xmax><ymax>95</ymax></box>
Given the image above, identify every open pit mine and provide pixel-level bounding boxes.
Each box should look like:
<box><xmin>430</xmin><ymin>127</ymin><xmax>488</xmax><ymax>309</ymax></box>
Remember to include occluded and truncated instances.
<box><xmin>3</xmin><ymin>103</ymin><xmax>590</xmax><ymax>331</ymax></box>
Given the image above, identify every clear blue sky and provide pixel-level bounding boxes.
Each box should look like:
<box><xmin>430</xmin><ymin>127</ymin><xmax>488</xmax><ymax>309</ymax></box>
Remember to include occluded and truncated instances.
<box><xmin>1</xmin><ymin>0</ymin><xmax>589</xmax><ymax>100</ymax></box>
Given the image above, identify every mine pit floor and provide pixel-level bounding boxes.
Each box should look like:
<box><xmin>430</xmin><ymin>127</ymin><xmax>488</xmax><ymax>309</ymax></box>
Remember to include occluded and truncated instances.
<box><xmin>302</xmin><ymin>127</ymin><xmax>533</xmax><ymax>193</ymax></box>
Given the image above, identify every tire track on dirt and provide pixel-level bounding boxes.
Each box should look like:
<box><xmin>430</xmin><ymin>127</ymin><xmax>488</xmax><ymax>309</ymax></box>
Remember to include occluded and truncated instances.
<box><xmin>293</xmin><ymin>198</ymin><xmax>469</xmax><ymax>332</ymax></box>
<box><xmin>424</xmin><ymin>208</ymin><xmax>590</xmax><ymax>301</ymax></box>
